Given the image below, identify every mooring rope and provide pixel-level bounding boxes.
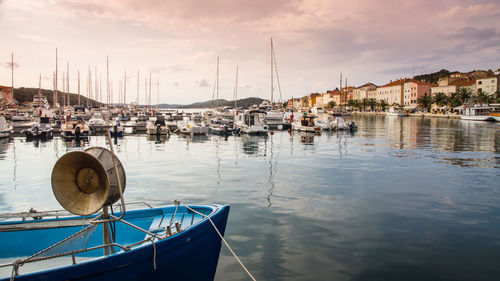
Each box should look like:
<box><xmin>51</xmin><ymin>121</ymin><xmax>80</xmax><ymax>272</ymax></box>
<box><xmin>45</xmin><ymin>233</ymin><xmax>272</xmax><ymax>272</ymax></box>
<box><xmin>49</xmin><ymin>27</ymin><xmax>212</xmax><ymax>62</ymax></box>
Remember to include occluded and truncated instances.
<box><xmin>178</xmin><ymin>201</ymin><xmax>257</xmax><ymax>281</ymax></box>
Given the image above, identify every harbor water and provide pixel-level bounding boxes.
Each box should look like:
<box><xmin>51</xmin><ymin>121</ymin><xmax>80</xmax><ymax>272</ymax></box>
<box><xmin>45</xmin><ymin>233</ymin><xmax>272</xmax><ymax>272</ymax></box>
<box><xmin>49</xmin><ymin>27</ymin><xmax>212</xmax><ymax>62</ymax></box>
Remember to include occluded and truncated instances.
<box><xmin>0</xmin><ymin>115</ymin><xmax>499</xmax><ymax>281</ymax></box>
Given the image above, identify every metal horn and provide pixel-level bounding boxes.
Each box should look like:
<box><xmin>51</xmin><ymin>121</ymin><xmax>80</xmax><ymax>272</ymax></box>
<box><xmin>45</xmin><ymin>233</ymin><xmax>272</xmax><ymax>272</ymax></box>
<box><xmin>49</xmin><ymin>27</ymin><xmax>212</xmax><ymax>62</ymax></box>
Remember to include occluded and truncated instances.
<box><xmin>51</xmin><ymin>151</ymin><xmax>110</xmax><ymax>216</ymax></box>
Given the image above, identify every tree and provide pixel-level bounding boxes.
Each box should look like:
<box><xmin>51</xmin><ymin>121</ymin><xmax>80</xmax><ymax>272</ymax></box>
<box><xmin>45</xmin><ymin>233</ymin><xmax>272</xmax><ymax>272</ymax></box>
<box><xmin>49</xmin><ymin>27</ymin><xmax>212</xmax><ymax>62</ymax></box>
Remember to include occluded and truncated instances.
<box><xmin>367</xmin><ymin>98</ymin><xmax>377</xmax><ymax>111</ymax></box>
<box><xmin>361</xmin><ymin>98</ymin><xmax>369</xmax><ymax>111</ymax></box>
<box><xmin>326</xmin><ymin>101</ymin><xmax>336</xmax><ymax>109</ymax></box>
<box><xmin>283</xmin><ymin>101</ymin><xmax>288</xmax><ymax>108</ymax></box>
<box><xmin>476</xmin><ymin>89</ymin><xmax>493</xmax><ymax>105</ymax></box>
<box><xmin>417</xmin><ymin>95</ymin><xmax>432</xmax><ymax>112</ymax></box>
<box><xmin>457</xmin><ymin>87</ymin><xmax>473</xmax><ymax>104</ymax></box>
<box><xmin>378</xmin><ymin>99</ymin><xmax>389</xmax><ymax>111</ymax></box>
<box><xmin>432</xmin><ymin>92</ymin><xmax>449</xmax><ymax>107</ymax></box>
<box><xmin>448</xmin><ymin>92</ymin><xmax>462</xmax><ymax>111</ymax></box>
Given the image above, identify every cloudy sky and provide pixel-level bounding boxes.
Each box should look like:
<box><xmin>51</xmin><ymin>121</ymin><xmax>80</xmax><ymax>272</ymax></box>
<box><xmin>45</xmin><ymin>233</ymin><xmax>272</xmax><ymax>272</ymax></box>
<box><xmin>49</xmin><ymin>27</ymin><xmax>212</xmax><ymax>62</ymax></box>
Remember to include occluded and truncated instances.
<box><xmin>0</xmin><ymin>0</ymin><xmax>499</xmax><ymax>104</ymax></box>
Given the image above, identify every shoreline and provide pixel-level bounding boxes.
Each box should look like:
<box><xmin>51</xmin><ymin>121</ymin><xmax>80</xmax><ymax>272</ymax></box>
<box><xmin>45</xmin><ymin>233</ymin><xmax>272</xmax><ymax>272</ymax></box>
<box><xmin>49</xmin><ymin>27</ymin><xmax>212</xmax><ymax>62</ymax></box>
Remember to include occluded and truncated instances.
<box><xmin>351</xmin><ymin>111</ymin><xmax>461</xmax><ymax>119</ymax></box>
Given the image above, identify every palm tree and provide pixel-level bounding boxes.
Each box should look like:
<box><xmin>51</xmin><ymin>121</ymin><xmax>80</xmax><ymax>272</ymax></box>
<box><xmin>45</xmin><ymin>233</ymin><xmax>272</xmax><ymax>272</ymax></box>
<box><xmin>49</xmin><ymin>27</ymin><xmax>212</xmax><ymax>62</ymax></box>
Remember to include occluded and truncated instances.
<box><xmin>432</xmin><ymin>92</ymin><xmax>448</xmax><ymax>107</ymax></box>
<box><xmin>417</xmin><ymin>95</ymin><xmax>432</xmax><ymax>112</ymax></box>
<box><xmin>361</xmin><ymin>98</ymin><xmax>369</xmax><ymax>111</ymax></box>
<box><xmin>379</xmin><ymin>100</ymin><xmax>389</xmax><ymax>111</ymax></box>
<box><xmin>347</xmin><ymin>99</ymin><xmax>356</xmax><ymax>109</ymax></box>
<box><xmin>367</xmin><ymin>98</ymin><xmax>377</xmax><ymax>111</ymax></box>
<box><xmin>475</xmin><ymin>89</ymin><xmax>493</xmax><ymax>105</ymax></box>
<box><xmin>448</xmin><ymin>92</ymin><xmax>462</xmax><ymax>112</ymax></box>
<box><xmin>457</xmin><ymin>87</ymin><xmax>473</xmax><ymax>104</ymax></box>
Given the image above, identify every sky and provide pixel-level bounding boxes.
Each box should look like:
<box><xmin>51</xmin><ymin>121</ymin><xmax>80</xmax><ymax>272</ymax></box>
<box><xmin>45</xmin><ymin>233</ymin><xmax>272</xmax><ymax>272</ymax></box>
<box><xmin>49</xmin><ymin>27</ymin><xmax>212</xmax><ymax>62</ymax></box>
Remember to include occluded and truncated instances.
<box><xmin>0</xmin><ymin>0</ymin><xmax>499</xmax><ymax>105</ymax></box>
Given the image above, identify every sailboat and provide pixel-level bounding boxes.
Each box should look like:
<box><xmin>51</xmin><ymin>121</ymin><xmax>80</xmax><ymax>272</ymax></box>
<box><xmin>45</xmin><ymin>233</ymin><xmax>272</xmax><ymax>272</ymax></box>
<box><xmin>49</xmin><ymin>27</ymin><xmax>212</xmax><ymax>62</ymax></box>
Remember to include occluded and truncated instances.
<box><xmin>264</xmin><ymin>37</ymin><xmax>286</xmax><ymax>130</ymax></box>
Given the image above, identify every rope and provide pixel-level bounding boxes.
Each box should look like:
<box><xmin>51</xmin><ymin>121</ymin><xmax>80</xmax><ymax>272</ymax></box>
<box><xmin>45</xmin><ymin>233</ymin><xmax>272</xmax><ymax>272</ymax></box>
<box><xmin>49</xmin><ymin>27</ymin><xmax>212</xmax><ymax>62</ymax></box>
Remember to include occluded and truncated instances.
<box><xmin>179</xmin><ymin>201</ymin><xmax>257</xmax><ymax>281</ymax></box>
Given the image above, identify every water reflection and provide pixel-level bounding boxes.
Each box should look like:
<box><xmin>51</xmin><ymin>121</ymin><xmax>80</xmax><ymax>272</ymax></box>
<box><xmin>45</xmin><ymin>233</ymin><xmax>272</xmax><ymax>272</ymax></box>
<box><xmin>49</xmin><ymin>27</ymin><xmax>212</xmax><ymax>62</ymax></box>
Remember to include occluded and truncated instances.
<box><xmin>240</xmin><ymin>135</ymin><xmax>268</xmax><ymax>156</ymax></box>
<box><xmin>146</xmin><ymin>134</ymin><xmax>170</xmax><ymax>144</ymax></box>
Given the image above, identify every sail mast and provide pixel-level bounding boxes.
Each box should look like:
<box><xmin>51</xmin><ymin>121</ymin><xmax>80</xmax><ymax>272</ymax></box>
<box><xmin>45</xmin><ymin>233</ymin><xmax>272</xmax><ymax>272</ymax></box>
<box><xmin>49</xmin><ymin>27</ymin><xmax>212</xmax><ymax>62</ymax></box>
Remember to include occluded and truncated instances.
<box><xmin>78</xmin><ymin>70</ymin><xmax>80</xmax><ymax>105</ymax></box>
<box><xmin>216</xmin><ymin>56</ymin><xmax>219</xmax><ymax>109</ymax></box>
<box><xmin>67</xmin><ymin>62</ymin><xmax>70</xmax><ymax>106</ymax></box>
<box><xmin>234</xmin><ymin>65</ymin><xmax>238</xmax><ymax>108</ymax></box>
<box><xmin>270</xmin><ymin>37</ymin><xmax>273</xmax><ymax>108</ymax></box>
<box><xmin>106</xmin><ymin>56</ymin><xmax>109</xmax><ymax>106</ymax></box>
<box><xmin>124</xmin><ymin>68</ymin><xmax>127</xmax><ymax>106</ymax></box>
<box><xmin>137</xmin><ymin>70</ymin><xmax>139</xmax><ymax>105</ymax></box>
<box><xmin>11</xmin><ymin>53</ymin><xmax>14</xmax><ymax>104</ymax></box>
<box><xmin>55</xmin><ymin>48</ymin><xmax>58</xmax><ymax>107</ymax></box>
<box><xmin>157</xmin><ymin>75</ymin><xmax>159</xmax><ymax>109</ymax></box>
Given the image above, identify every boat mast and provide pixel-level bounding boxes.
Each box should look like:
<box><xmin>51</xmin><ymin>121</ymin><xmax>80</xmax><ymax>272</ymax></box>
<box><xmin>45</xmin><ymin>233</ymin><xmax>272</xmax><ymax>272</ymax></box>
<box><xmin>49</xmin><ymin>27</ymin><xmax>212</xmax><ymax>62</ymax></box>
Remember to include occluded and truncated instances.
<box><xmin>270</xmin><ymin>37</ymin><xmax>273</xmax><ymax>109</ymax></box>
<box><xmin>234</xmin><ymin>65</ymin><xmax>238</xmax><ymax>109</ymax></box>
<box><xmin>38</xmin><ymin>73</ymin><xmax>41</xmax><ymax>96</ymax></box>
<box><xmin>149</xmin><ymin>73</ymin><xmax>152</xmax><ymax>110</ymax></box>
<box><xmin>78</xmin><ymin>70</ymin><xmax>80</xmax><ymax>105</ymax></box>
<box><xmin>137</xmin><ymin>70</ymin><xmax>139</xmax><ymax>105</ymax></box>
<box><xmin>157</xmin><ymin>75</ymin><xmax>159</xmax><ymax>109</ymax></box>
<box><xmin>339</xmin><ymin>73</ymin><xmax>342</xmax><ymax>109</ymax></box>
<box><xmin>55</xmin><ymin>48</ymin><xmax>58</xmax><ymax>107</ymax></box>
<box><xmin>216</xmin><ymin>56</ymin><xmax>219</xmax><ymax>109</ymax></box>
<box><xmin>124</xmin><ymin>68</ymin><xmax>127</xmax><ymax>107</ymax></box>
<box><xmin>144</xmin><ymin>78</ymin><xmax>147</xmax><ymax>110</ymax></box>
<box><xmin>11</xmin><ymin>53</ymin><xmax>14</xmax><ymax>104</ymax></box>
<box><xmin>106</xmin><ymin>56</ymin><xmax>109</xmax><ymax>106</ymax></box>
<box><xmin>272</xmin><ymin>42</ymin><xmax>283</xmax><ymax>108</ymax></box>
<box><xmin>62</xmin><ymin>72</ymin><xmax>65</xmax><ymax>107</ymax></box>
<box><xmin>67</xmin><ymin>62</ymin><xmax>70</xmax><ymax>106</ymax></box>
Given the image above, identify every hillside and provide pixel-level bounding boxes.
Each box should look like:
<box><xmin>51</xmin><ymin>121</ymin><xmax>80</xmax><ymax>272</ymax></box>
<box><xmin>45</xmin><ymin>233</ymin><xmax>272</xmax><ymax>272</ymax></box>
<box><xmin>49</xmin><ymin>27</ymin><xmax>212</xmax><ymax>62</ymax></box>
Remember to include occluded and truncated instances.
<box><xmin>158</xmin><ymin>97</ymin><xmax>265</xmax><ymax>109</ymax></box>
<box><xmin>413</xmin><ymin>69</ymin><xmax>451</xmax><ymax>84</ymax></box>
<box><xmin>13</xmin><ymin>87</ymin><xmax>103</xmax><ymax>106</ymax></box>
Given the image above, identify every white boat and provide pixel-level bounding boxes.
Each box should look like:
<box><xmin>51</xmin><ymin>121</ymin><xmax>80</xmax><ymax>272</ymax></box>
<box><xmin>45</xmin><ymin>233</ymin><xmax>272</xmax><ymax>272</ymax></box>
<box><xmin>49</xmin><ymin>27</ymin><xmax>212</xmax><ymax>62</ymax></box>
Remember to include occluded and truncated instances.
<box><xmin>0</xmin><ymin>116</ymin><xmax>13</xmax><ymax>138</ymax></box>
<box><xmin>292</xmin><ymin>115</ymin><xmax>321</xmax><ymax>132</ymax></box>
<box><xmin>385</xmin><ymin>107</ymin><xmax>408</xmax><ymax>117</ymax></box>
<box><xmin>314</xmin><ymin>118</ymin><xmax>333</xmax><ymax>131</ymax></box>
<box><xmin>332</xmin><ymin>117</ymin><xmax>358</xmax><ymax>131</ymax></box>
<box><xmin>11</xmin><ymin>112</ymin><xmax>32</xmax><ymax>122</ymax></box>
<box><xmin>88</xmin><ymin>113</ymin><xmax>106</xmax><ymax>126</ymax></box>
<box><xmin>32</xmin><ymin>93</ymin><xmax>50</xmax><ymax>109</ymax></box>
<box><xmin>22</xmin><ymin>117</ymin><xmax>54</xmax><ymax>139</ymax></box>
<box><xmin>146</xmin><ymin>116</ymin><xmax>170</xmax><ymax>135</ymax></box>
<box><xmin>178</xmin><ymin>118</ymin><xmax>209</xmax><ymax>136</ymax></box>
<box><xmin>460</xmin><ymin>105</ymin><xmax>493</xmax><ymax>121</ymax></box>
<box><xmin>234</xmin><ymin>110</ymin><xmax>269</xmax><ymax>135</ymax></box>
<box><xmin>264</xmin><ymin>110</ymin><xmax>286</xmax><ymax>130</ymax></box>
<box><xmin>61</xmin><ymin>116</ymin><xmax>90</xmax><ymax>140</ymax></box>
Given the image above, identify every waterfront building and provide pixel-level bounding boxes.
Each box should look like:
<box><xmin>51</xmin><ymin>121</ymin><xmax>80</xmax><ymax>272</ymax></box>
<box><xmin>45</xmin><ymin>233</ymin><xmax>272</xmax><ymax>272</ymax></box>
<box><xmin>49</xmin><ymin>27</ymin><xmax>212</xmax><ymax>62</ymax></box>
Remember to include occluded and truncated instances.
<box><xmin>476</xmin><ymin>76</ymin><xmax>499</xmax><ymax>95</ymax></box>
<box><xmin>377</xmin><ymin>79</ymin><xmax>406</xmax><ymax>105</ymax></box>
<box><xmin>307</xmin><ymin>93</ymin><xmax>322</xmax><ymax>108</ymax></box>
<box><xmin>0</xmin><ymin>86</ymin><xmax>13</xmax><ymax>104</ymax></box>
<box><xmin>403</xmin><ymin>80</ymin><xmax>431</xmax><ymax>108</ymax></box>
<box><xmin>352</xmin><ymin>83</ymin><xmax>377</xmax><ymax>101</ymax></box>
<box><xmin>287</xmin><ymin>98</ymin><xmax>301</xmax><ymax>110</ymax></box>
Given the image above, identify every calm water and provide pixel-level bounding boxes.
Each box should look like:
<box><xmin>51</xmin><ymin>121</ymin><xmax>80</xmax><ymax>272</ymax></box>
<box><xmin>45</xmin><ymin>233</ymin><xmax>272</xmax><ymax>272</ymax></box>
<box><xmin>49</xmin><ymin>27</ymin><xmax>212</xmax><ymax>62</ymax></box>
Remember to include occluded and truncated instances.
<box><xmin>1</xmin><ymin>116</ymin><xmax>500</xmax><ymax>281</ymax></box>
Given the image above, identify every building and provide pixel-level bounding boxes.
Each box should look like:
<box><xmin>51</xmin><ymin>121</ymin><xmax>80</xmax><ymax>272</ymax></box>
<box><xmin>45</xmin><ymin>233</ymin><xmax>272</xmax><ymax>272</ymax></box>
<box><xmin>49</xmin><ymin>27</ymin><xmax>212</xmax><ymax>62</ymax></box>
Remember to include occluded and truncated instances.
<box><xmin>307</xmin><ymin>93</ymin><xmax>322</xmax><ymax>108</ymax></box>
<box><xmin>431</xmin><ymin>78</ymin><xmax>476</xmax><ymax>96</ymax></box>
<box><xmin>377</xmin><ymin>79</ymin><xmax>406</xmax><ymax>105</ymax></box>
<box><xmin>352</xmin><ymin>83</ymin><xmax>377</xmax><ymax>101</ymax></box>
<box><xmin>476</xmin><ymin>76</ymin><xmax>499</xmax><ymax>95</ymax></box>
<box><xmin>287</xmin><ymin>98</ymin><xmax>301</xmax><ymax>110</ymax></box>
<box><xmin>0</xmin><ymin>86</ymin><xmax>13</xmax><ymax>104</ymax></box>
<box><xmin>403</xmin><ymin>80</ymin><xmax>430</xmax><ymax>108</ymax></box>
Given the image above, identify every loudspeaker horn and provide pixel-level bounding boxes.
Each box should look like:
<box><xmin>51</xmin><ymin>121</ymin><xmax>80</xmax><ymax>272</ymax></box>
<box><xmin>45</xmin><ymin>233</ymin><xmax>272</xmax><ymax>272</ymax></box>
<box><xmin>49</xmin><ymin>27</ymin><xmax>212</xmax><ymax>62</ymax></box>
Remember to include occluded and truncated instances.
<box><xmin>51</xmin><ymin>151</ymin><xmax>110</xmax><ymax>216</ymax></box>
<box><xmin>84</xmin><ymin>147</ymin><xmax>126</xmax><ymax>205</ymax></box>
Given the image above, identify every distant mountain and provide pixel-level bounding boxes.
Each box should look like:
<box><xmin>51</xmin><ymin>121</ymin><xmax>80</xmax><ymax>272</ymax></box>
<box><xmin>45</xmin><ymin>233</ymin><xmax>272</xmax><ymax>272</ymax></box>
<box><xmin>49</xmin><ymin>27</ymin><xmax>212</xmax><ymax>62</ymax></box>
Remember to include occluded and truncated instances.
<box><xmin>11</xmin><ymin>87</ymin><xmax>266</xmax><ymax>109</ymax></box>
<box><xmin>12</xmin><ymin>87</ymin><xmax>103</xmax><ymax>106</ymax></box>
<box><xmin>157</xmin><ymin>97</ymin><xmax>266</xmax><ymax>109</ymax></box>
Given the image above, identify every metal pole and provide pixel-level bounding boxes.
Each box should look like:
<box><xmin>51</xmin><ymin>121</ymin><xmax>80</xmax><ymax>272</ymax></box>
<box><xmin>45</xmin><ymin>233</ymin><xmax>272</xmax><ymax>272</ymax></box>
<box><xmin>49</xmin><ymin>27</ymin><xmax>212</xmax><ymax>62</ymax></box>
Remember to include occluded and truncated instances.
<box><xmin>11</xmin><ymin>53</ymin><xmax>14</xmax><ymax>103</ymax></box>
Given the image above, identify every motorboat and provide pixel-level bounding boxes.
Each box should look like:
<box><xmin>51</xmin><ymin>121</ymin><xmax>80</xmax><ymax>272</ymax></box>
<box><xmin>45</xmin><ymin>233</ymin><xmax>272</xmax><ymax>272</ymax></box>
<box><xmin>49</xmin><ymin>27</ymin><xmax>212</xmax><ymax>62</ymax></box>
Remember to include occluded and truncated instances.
<box><xmin>488</xmin><ymin>105</ymin><xmax>500</xmax><ymax>122</ymax></box>
<box><xmin>292</xmin><ymin>114</ymin><xmax>321</xmax><ymax>133</ymax></box>
<box><xmin>234</xmin><ymin>110</ymin><xmax>269</xmax><ymax>135</ymax></box>
<box><xmin>0</xmin><ymin>145</ymin><xmax>229</xmax><ymax>281</ymax></box>
<box><xmin>209</xmin><ymin>117</ymin><xmax>234</xmax><ymax>136</ymax></box>
<box><xmin>146</xmin><ymin>116</ymin><xmax>170</xmax><ymax>136</ymax></box>
<box><xmin>332</xmin><ymin>117</ymin><xmax>358</xmax><ymax>131</ymax></box>
<box><xmin>385</xmin><ymin>107</ymin><xmax>408</xmax><ymax>117</ymax></box>
<box><xmin>314</xmin><ymin>118</ymin><xmax>333</xmax><ymax>131</ymax></box>
<box><xmin>32</xmin><ymin>94</ymin><xmax>50</xmax><ymax>109</ymax></box>
<box><xmin>61</xmin><ymin>116</ymin><xmax>90</xmax><ymax>140</ymax></box>
<box><xmin>11</xmin><ymin>112</ymin><xmax>32</xmax><ymax>122</ymax></box>
<box><xmin>264</xmin><ymin>110</ymin><xmax>286</xmax><ymax>130</ymax></box>
<box><xmin>177</xmin><ymin>118</ymin><xmax>209</xmax><ymax>136</ymax></box>
<box><xmin>0</xmin><ymin>116</ymin><xmax>13</xmax><ymax>138</ymax></box>
<box><xmin>22</xmin><ymin>117</ymin><xmax>54</xmax><ymax>139</ymax></box>
<box><xmin>109</xmin><ymin>120</ymin><xmax>124</xmax><ymax>138</ymax></box>
<box><xmin>460</xmin><ymin>105</ymin><xmax>494</xmax><ymax>121</ymax></box>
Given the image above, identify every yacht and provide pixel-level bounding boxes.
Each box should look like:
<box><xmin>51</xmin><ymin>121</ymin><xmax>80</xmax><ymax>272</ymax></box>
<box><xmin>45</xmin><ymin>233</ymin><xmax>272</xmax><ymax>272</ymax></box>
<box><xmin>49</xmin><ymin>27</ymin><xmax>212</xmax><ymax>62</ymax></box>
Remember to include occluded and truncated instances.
<box><xmin>177</xmin><ymin>117</ymin><xmax>209</xmax><ymax>136</ymax></box>
<box><xmin>60</xmin><ymin>116</ymin><xmax>90</xmax><ymax>140</ymax></box>
<box><xmin>146</xmin><ymin>116</ymin><xmax>170</xmax><ymax>136</ymax></box>
<box><xmin>292</xmin><ymin>114</ymin><xmax>321</xmax><ymax>132</ymax></box>
<box><xmin>386</xmin><ymin>107</ymin><xmax>408</xmax><ymax>117</ymax></box>
<box><xmin>0</xmin><ymin>116</ymin><xmax>13</xmax><ymax>138</ymax></box>
<box><xmin>234</xmin><ymin>109</ymin><xmax>269</xmax><ymax>135</ymax></box>
<box><xmin>32</xmin><ymin>93</ymin><xmax>49</xmax><ymax>109</ymax></box>
<box><xmin>460</xmin><ymin>105</ymin><xmax>493</xmax><ymax>121</ymax></box>
<box><xmin>22</xmin><ymin>117</ymin><xmax>54</xmax><ymax>139</ymax></box>
<box><xmin>11</xmin><ymin>112</ymin><xmax>32</xmax><ymax>122</ymax></box>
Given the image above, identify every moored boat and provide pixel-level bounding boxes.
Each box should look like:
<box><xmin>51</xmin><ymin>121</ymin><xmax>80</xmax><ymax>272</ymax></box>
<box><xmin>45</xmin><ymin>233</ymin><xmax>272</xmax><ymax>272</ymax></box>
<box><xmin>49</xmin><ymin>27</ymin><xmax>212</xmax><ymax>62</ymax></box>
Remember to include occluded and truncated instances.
<box><xmin>234</xmin><ymin>109</ymin><xmax>268</xmax><ymax>135</ymax></box>
<box><xmin>0</xmin><ymin>116</ymin><xmax>13</xmax><ymax>138</ymax></box>
<box><xmin>22</xmin><ymin>117</ymin><xmax>54</xmax><ymax>139</ymax></box>
<box><xmin>459</xmin><ymin>105</ymin><xmax>493</xmax><ymax>121</ymax></box>
<box><xmin>292</xmin><ymin>114</ymin><xmax>321</xmax><ymax>133</ymax></box>
<box><xmin>61</xmin><ymin>116</ymin><xmax>90</xmax><ymax>140</ymax></box>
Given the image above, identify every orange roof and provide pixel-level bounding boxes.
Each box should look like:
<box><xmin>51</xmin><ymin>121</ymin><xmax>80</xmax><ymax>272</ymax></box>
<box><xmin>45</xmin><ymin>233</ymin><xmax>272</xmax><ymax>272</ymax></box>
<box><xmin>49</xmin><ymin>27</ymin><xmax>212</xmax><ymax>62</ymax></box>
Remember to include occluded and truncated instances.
<box><xmin>450</xmin><ymin>79</ymin><xmax>476</xmax><ymax>86</ymax></box>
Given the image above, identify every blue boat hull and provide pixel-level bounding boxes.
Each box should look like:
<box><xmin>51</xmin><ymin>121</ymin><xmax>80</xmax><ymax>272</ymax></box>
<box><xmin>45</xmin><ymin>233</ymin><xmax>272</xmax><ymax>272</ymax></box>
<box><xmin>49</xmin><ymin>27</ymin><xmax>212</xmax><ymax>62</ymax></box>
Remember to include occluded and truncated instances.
<box><xmin>0</xmin><ymin>205</ymin><xmax>230</xmax><ymax>281</ymax></box>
